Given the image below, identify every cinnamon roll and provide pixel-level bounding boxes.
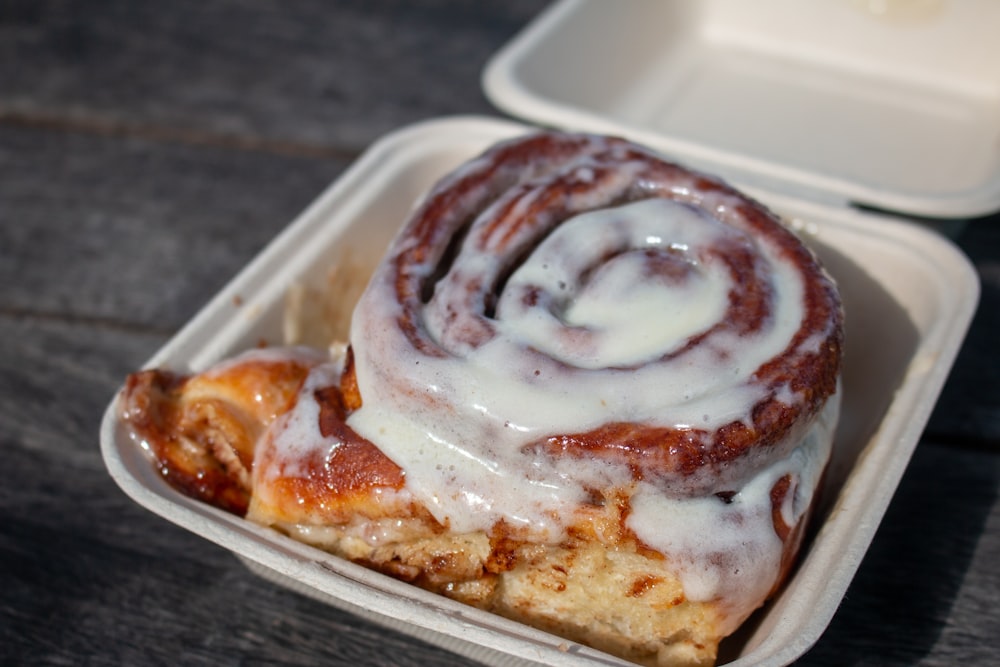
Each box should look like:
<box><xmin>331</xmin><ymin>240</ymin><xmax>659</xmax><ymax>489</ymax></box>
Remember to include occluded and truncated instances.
<box><xmin>120</xmin><ymin>131</ymin><xmax>843</xmax><ymax>667</ymax></box>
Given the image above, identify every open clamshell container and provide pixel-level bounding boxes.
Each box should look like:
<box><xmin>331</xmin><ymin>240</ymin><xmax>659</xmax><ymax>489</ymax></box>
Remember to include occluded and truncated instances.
<box><xmin>102</xmin><ymin>2</ymin><xmax>985</xmax><ymax>665</ymax></box>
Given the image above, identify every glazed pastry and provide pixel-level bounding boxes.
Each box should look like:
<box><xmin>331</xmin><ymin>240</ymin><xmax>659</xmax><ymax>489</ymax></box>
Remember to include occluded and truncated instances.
<box><xmin>120</xmin><ymin>131</ymin><xmax>843</xmax><ymax>667</ymax></box>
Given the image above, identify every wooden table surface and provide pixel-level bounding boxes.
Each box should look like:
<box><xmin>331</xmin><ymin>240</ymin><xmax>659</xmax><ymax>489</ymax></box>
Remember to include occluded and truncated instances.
<box><xmin>3</xmin><ymin>2</ymin><xmax>998</xmax><ymax>665</ymax></box>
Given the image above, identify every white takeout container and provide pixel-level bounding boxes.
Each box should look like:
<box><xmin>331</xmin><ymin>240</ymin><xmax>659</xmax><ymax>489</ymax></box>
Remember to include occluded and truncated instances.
<box><xmin>103</xmin><ymin>2</ymin><xmax>986</xmax><ymax>665</ymax></box>
<box><xmin>102</xmin><ymin>115</ymin><xmax>978</xmax><ymax>667</ymax></box>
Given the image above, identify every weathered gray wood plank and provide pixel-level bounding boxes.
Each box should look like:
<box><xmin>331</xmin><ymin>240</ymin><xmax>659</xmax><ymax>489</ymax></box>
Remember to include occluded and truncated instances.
<box><xmin>925</xmin><ymin>217</ymin><xmax>1000</xmax><ymax>444</ymax></box>
<box><xmin>0</xmin><ymin>0</ymin><xmax>547</xmax><ymax>151</ymax></box>
<box><xmin>0</xmin><ymin>124</ymin><xmax>349</xmax><ymax>331</ymax></box>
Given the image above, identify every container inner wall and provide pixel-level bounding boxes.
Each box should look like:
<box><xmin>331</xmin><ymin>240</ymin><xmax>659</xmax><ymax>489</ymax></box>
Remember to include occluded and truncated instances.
<box><xmin>503</xmin><ymin>0</ymin><xmax>1000</xmax><ymax>215</ymax></box>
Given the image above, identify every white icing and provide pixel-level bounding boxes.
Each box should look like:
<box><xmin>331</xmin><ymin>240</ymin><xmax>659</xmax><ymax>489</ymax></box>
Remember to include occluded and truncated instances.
<box><xmin>496</xmin><ymin>199</ymin><xmax>734</xmax><ymax>368</ymax></box>
<box><xmin>348</xmin><ymin>192</ymin><xmax>815</xmax><ymax>535</ymax></box>
<box><xmin>259</xmin><ymin>134</ymin><xmax>841</xmax><ymax>622</ymax></box>
<box><xmin>255</xmin><ymin>349</ymin><xmax>346</xmax><ymax>482</ymax></box>
<box><xmin>627</xmin><ymin>390</ymin><xmax>839</xmax><ymax>622</ymax></box>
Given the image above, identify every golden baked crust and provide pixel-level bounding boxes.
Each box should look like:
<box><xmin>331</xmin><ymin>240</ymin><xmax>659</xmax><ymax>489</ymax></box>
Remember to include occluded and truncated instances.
<box><xmin>121</xmin><ymin>349</ymin><xmax>824</xmax><ymax>667</ymax></box>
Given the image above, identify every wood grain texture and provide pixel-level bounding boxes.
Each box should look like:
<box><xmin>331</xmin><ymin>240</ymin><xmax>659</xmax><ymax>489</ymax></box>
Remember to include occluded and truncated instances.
<box><xmin>0</xmin><ymin>124</ymin><xmax>348</xmax><ymax>332</ymax></box>
<box><xmin>799</xmin><ymin>441</ymin><xmax>1000</xmax><ymax>666</ymax></box>
<box><xmin>926</xmin><ymin>218</ymin><xmax>1000</xmax><ymax>444</ymax></box>
<box><xmin>2</xmin><ymin>0</ymin><xmax>999</xmax><ymax>665</ymax></box>
<box><xmin>0</xmin><ymin>0</ymin><xmax>544</xmax><ymax>152</ymax></box>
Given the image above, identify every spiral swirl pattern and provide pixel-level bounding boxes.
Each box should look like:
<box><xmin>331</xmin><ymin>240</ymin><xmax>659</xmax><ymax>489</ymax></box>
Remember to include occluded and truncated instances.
<box><xmin>346</xmin><ymin>131</ymin><xmax>842</xmax><ymax>538</ymax></box>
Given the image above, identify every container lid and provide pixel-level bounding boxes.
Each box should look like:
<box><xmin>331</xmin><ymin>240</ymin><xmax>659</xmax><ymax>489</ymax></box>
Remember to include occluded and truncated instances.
<box><xmin>483</xmin><ymin>0</ymin><xmax>1000</xmax><ymax>219</ymax></box>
